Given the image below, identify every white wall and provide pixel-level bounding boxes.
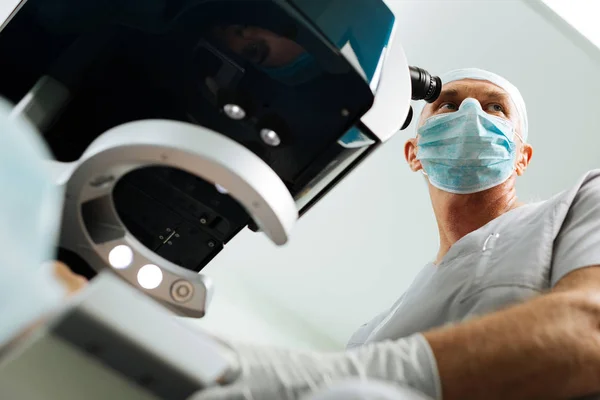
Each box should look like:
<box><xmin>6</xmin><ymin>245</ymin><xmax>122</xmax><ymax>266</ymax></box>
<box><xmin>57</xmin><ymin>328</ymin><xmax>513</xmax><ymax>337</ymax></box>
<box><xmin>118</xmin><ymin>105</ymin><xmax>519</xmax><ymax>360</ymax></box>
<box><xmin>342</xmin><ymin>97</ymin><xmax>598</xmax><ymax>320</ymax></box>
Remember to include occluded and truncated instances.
<box><xmin>184</xmin><ymin>265</ymin><xmax>340</xmax><ymax>350</ymax></box>
<box><xmin>541</xmin><ymin>0</ymin><xmax>600</xmax><ymax>50</ymax></box>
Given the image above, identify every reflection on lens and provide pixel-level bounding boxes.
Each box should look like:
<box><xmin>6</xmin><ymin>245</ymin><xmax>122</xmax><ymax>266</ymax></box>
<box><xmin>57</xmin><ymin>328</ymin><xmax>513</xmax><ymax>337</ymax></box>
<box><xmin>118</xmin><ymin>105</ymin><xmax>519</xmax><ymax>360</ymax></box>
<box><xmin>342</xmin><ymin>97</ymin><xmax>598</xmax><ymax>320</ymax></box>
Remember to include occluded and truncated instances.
<box><xmin>137</xmin><ymin>264</ymin><xmax>163</xmax><ymax>289</ymax></box>
<box><xmin>215</xmin><ymin>184</ymin><xmax>228</xmax><ymax>194</ymax></box>
<box><xmin>108</xmin><ymin>245</ymin><xmax>133</xmax><ymax>269</ymax></box>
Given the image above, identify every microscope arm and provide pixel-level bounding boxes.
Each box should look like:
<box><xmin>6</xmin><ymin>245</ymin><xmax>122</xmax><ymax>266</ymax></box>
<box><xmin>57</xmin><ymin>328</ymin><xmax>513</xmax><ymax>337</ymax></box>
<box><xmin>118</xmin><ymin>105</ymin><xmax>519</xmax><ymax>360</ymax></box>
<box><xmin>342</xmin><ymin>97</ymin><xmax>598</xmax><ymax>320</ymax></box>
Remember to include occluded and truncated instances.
<box><xmin>57</xmin><ymin>119</ymin><xmax>299</xmax><ymax>317</ymax></box>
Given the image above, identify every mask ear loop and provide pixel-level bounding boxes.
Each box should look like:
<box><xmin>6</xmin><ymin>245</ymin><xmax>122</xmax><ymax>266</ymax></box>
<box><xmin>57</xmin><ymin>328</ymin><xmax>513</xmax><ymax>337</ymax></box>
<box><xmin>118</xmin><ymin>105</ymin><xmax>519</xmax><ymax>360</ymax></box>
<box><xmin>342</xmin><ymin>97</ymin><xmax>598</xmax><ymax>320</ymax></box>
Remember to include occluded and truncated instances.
<box><xmin>512</xmin><ymin>128</ymin><xmax>527</xmax><ymax>172</ymax></box>
<box><xmin>416</xmin><ymin>143</ymin><xmax>428</xmax><ymax>176</ymax></box>
<box><xmin>514</xmin><ymin>131</ymin><xmax>525</xmax><ymax>144</ymax></box>
<box><xmin>415</xmin><ymin>131</ymin><xmax>429</xmax><ymax>177</ymax></box>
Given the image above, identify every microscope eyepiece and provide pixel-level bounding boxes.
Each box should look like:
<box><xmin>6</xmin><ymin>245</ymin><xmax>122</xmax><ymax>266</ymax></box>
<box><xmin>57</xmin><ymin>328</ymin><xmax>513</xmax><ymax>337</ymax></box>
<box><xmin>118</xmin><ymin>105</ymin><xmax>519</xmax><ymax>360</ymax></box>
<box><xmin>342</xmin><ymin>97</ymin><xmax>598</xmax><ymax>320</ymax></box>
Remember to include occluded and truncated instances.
<box><xmin>409</xmin><ymin>66</ymin><xmax>442</xmax><ymax>103</ymax></box>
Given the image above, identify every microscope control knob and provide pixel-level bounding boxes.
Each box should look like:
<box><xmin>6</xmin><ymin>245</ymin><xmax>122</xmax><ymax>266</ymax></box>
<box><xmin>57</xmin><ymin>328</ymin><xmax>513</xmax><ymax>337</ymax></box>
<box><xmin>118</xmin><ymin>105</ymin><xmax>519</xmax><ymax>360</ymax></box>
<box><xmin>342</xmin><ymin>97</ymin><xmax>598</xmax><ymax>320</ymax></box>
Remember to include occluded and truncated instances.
<box><xmin>171</xmin><ymin>280</ymin><xmax>195</xmax><ymax>303</ymax></box>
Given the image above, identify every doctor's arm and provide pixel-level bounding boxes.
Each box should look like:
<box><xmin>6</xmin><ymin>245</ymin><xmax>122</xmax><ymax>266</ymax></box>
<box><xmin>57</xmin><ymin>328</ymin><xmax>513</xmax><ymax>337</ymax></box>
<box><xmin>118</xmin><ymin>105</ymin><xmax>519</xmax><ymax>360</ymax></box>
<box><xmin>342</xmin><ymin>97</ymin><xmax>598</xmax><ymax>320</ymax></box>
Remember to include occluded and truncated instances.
<box><xmin>425</xmin><ymin>287</ymin><xmax>600</xmax><ymax>400</ymax></box>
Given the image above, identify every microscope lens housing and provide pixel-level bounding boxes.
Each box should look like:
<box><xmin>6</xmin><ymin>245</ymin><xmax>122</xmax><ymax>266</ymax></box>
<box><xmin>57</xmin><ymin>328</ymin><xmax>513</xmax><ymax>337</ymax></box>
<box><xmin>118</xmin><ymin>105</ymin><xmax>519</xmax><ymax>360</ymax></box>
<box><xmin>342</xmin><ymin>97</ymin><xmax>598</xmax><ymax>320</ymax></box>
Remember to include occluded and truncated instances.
<box><xmin>0</xmin><ymin>0</ymin><xmax>436</xmax><ymax>316</ymax></box>
<box><xmin>398</xmin><ymin>66</ymin><xmax>442</xmax><ymax>130</ymax></box>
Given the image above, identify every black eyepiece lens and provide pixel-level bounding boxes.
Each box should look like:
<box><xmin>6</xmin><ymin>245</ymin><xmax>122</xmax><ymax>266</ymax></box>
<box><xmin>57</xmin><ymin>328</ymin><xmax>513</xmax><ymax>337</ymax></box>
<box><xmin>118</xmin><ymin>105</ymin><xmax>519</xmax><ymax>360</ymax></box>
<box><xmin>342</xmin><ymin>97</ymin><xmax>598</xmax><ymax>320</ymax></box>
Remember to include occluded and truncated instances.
<box><xmin>409</xmin><ymin>66</ymin><xmax>442</xmax><ymax>103</ymax></box>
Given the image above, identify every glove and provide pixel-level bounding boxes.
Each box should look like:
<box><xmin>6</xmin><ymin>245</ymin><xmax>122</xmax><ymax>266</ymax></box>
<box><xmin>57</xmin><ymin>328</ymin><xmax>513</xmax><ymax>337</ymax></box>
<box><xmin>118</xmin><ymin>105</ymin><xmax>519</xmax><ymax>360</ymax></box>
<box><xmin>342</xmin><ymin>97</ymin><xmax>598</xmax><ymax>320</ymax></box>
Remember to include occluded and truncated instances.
<box><xmin>189</xmin><ymin>334</ymin><xmax>440</xmax><ymax>400</ymax></box>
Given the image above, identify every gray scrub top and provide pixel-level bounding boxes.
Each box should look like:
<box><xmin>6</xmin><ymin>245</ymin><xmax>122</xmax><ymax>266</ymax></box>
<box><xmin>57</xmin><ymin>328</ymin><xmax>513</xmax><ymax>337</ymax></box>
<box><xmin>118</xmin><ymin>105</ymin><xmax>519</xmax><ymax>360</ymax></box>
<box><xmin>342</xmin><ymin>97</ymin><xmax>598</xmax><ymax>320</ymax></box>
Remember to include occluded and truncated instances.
<box><xmin>347</xmin><ymin>170</ymin><xmax>600</xmax><ymax>348</ymax></box>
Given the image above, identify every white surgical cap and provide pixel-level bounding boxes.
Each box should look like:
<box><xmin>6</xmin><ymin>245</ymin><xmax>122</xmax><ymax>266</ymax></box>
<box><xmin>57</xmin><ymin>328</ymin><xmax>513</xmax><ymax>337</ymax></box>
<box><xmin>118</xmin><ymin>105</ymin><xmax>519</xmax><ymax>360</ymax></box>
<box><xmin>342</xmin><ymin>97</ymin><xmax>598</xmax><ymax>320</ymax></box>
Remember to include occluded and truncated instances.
<box><xmin>416</xmin><ymin>68</ymin><xmax>529</xmax><ymax>142</ymax></box>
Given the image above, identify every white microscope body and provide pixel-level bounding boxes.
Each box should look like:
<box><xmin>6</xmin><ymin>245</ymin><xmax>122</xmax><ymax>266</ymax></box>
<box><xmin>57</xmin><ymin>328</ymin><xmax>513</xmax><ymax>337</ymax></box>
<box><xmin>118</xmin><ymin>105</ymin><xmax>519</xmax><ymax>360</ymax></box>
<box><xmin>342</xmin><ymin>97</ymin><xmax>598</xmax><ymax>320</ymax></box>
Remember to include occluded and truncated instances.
<box><xmin>0</xmin><ymin>0</ymin><xmax>439</xmax><ymax>398</ymax></box>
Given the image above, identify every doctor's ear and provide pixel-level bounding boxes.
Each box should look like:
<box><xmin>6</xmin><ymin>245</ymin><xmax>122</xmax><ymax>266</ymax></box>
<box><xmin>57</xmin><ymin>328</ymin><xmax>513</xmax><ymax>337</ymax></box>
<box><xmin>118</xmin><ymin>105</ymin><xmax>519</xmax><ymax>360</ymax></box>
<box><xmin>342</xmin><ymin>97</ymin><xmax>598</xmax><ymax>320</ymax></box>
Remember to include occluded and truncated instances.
<box><xmin>515</xmin><ymin>142</ymin><xmax>533</xmax><ymax>176</ymax></box>
<box><xmin>404</xmin><ymin>137</ymin><xmax>422</xmax><ymax>172</ymax></box>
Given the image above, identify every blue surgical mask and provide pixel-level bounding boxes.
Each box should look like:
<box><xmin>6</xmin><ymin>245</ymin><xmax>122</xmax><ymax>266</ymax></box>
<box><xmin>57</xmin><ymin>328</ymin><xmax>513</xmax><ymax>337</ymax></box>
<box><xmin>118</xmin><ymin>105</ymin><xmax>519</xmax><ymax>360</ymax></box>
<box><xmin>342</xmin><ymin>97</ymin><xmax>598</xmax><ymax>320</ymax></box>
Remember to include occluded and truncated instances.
<box><xmin>416</xmin><ymin>98</ymin><xmax>521</xmax><ymax>194</ymax></box>
<box><xmin>260</xmin><ymin>53</ymin><xmax>322</xmax><ymax>86</ymax></box>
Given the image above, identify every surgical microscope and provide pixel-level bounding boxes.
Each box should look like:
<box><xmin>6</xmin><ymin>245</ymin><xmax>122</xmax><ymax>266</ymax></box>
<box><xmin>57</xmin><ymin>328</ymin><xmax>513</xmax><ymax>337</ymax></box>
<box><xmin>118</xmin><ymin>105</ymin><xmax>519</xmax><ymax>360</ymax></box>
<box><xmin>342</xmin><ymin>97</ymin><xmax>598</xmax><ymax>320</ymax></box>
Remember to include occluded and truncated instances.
<box><xmin>0</xmin><ymin>0</ymin><xmax>442</xmax><ymax>398</ymax></box>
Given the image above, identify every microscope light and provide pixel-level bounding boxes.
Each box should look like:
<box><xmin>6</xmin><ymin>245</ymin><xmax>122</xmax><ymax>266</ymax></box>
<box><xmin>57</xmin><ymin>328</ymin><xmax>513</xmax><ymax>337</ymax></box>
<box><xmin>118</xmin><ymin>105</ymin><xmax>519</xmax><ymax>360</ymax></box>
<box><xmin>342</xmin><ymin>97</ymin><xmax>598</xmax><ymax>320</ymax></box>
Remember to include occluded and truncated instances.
<box><xmin>108</xmin><ymin>245</ymin><xmax>133</xmax><ymax>269</ymax></box>
<box><xmin>137</xmin><ymin>264</ymin><xmax>163</xmax><ymax>289</ymax></box>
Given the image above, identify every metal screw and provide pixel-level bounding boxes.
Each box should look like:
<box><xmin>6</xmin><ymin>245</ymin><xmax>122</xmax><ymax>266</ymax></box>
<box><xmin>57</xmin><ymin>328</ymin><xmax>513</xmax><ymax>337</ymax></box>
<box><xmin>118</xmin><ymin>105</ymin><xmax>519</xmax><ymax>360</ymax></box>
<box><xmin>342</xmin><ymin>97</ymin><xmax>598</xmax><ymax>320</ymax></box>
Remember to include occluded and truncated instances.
<box><xmin>223</xmin><ymin>104</ymin><xmax>246</xmax><ymax>120</ymax></box>
<box><xmin>166</xmin><ymin>228</ymin><xmax>171</xmax><ymax>232</ymax></box>
<box><xmin>168</xmin><ymin>241</ymin><xmax>173</xmax><ymax>245</ymax></box>
<box><xmin>175</xmin><ymin>233</ymin><xmax>180</xmax><ymax>238</ymax></box>
<box><xmin>341</xmin><ymin>108</ymin><xmax>350</xmax><ymax>117</ymax></box>
<box><xmin>159</xmin><ymin>235</ymin><xmax>164</xmax><ymax>240</ymax></box>
<box><xmin>260</xmin><ymin>128</ymin><xmax>281</xmax><ymax>147</ymax></box>
<box><xmin>200</xmin><ymin>218</ymin><xmax>207</xmax><ymax>224</ymax></box>
<box><xmin>207</xmin><ymin>240</ymin><xmax>215</xmax><ymax>248</ymax></box>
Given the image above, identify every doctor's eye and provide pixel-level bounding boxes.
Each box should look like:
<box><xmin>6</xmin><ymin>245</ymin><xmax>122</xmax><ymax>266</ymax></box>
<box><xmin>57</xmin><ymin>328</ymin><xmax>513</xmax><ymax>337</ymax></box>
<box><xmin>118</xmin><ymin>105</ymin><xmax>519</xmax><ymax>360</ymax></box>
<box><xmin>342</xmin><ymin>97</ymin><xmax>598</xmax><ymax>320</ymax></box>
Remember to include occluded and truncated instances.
<box><xmin>486</xmin><ymin>103</ymin><xmax>505</xmax><ymax>114</ymax></box>
<box><xmin>439</xmin><ymin>103</ymin><xmax>458</xmax><ymax>111</ymax></box>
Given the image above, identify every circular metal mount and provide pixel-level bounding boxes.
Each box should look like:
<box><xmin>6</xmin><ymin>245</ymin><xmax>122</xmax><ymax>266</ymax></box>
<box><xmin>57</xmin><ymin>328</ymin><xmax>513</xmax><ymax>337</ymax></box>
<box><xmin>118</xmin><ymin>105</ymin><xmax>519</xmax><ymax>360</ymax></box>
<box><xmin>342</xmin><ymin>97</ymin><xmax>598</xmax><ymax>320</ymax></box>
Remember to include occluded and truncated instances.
<box><xmin>57</xmin><ymin>119</ymin><xmax>298</xmax><ymax>317</ymax></box>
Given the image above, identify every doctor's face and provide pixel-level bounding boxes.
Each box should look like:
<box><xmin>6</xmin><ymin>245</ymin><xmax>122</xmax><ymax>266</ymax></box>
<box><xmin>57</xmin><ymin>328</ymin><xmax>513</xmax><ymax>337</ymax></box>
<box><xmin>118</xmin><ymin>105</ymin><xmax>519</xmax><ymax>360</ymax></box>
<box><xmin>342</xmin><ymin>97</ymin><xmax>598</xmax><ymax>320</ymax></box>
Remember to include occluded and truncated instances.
<box><xmin>404</xmin><ymin>78</ymin><xmax>533</xmax><ymax>179</ymax></box>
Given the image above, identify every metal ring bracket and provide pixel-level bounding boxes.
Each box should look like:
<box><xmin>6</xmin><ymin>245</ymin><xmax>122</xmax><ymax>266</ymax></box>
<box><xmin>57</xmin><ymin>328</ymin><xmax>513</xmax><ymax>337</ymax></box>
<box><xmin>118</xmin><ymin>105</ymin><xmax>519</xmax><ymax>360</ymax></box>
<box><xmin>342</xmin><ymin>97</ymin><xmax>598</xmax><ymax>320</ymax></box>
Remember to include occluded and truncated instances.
<box><xmin>58</xmin><ymin>119</ymin><xmax>298</xmax><ymax>317</ymax></box>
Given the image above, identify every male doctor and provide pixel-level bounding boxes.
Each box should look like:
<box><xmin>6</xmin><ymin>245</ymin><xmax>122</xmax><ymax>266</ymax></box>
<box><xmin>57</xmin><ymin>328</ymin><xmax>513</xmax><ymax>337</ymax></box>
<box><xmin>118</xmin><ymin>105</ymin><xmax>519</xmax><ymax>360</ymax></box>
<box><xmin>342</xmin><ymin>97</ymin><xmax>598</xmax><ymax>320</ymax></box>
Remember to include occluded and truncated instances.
<box><xmin>195</xmin><ymin>69</ymin><xmax>600</xmax><ymax>400</ymax></box>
